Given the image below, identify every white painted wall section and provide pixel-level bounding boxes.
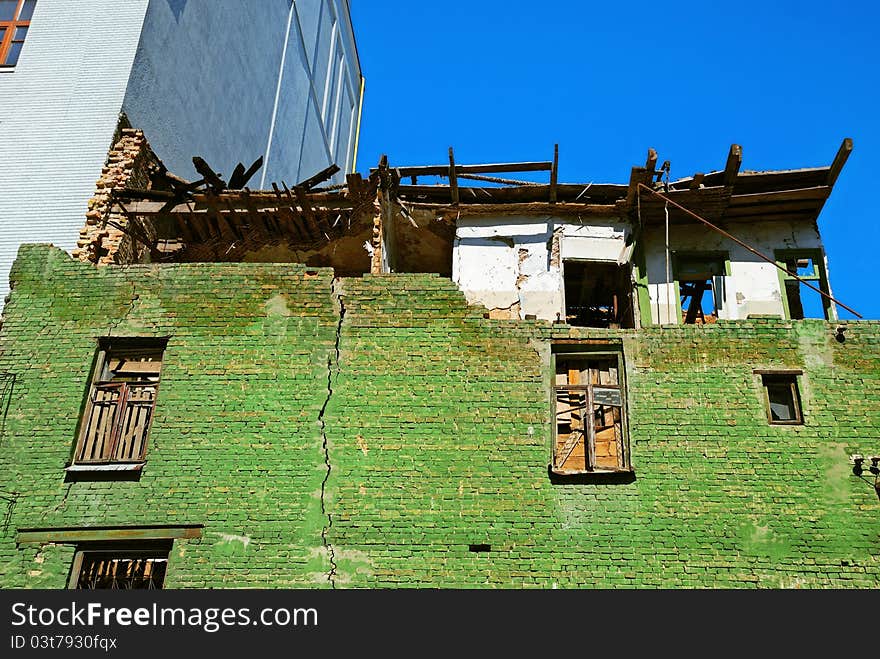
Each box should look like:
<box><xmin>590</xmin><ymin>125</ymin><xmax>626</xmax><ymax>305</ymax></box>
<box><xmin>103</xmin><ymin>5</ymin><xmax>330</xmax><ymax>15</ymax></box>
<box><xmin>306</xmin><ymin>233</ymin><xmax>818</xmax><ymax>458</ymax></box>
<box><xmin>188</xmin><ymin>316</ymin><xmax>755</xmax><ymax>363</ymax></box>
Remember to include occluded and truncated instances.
<box><xmin>642</xmin><ymin>220</ymin><xmax>825</xmax><ymax>324</ymax></box>
<box><xmin>453</xmin><ymin>216</ymin><xmax>629</xmax><ymax>321</ymax></box>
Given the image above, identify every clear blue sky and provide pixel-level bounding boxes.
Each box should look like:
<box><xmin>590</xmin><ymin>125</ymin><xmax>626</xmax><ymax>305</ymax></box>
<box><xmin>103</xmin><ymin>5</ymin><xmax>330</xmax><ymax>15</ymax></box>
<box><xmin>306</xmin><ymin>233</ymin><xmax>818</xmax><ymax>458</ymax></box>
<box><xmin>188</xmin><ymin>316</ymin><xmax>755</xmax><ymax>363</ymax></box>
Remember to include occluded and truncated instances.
<box><xmin>350</xmin><ymin>1</ymin><xmax>879</xmax><ymax>320</ymax></box>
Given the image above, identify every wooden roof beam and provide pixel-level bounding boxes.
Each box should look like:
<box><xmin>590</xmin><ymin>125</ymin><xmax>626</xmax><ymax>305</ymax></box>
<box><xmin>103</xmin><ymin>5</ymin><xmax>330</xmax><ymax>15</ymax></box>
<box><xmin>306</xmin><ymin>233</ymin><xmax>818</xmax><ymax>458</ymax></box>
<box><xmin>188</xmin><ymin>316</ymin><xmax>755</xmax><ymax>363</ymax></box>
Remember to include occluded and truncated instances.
<box><xmin>826</xmin><ymin>137</ymin><xmax>853</xmax><ymax>187</ymax></box>
<box><xmin>724</xmin><ymin>144</ymin><xmax>743</xmax><ymax>187</ymax></box>
<box><xmin>550</xmin><ymin>144</ymin><xmax>559</xmax><ymax>204</ymax></box>
<box><xmin>645</xmin><ymin>148</ymin><xmax>658</xmax><ymax>175</ymax></box>
<box><xmin>448</xmin><ymin>147</ymin><xmax>459</xmax><ymax>205</ymax></box>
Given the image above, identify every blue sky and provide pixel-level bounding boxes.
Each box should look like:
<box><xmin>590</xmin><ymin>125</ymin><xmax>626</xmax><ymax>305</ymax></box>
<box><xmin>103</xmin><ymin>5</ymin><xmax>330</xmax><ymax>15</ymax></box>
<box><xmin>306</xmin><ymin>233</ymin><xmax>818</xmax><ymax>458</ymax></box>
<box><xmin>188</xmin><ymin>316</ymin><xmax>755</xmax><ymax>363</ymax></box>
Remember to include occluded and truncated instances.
<box><xmin>350</xmin><ymin>1</ymin><xmax>880</xmax><ymax>320</ymax></box>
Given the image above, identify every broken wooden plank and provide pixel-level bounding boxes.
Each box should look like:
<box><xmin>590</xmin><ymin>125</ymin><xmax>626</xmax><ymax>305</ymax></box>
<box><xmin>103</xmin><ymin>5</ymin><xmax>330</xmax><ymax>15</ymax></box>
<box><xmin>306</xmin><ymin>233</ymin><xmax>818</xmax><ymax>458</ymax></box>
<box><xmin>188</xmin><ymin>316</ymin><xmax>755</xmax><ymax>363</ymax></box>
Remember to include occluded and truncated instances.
<box><xmin>723</xmin><ymin>144</ymin><xmax>743</xmax><ymax>187</ymax></box>
<box><xmin>271</xmin><ymin>183</ymin><xmax>307</xmax><ymax>242</ymax></box>
<box><xmin>826</xmin><ymin>137</ymin><xmax>853</xmax><ymax>187</ymax></box>
<box><xmin>727</xmin><ymin>186</ymin><xmax>831</xmax><ymax>205</ymax></box>
<box><xmin>294</xmin><ymin>185</ymin><xmax>326</xmax><ymax>239</ymax></box>
<box><xmin>297</xmin><ymin>163</ymin><xmax>341</xmax><ymax>190</ymax></box>
<box><xmin>192</xmin><ymin>156</ymin><xmax>227</xmax><ymax>193</ymax></box>
<box><xmin>550</xmin><ymin>144</ymin><xmax>559</xmax><ymax>204</ymax></box>
<box><xmin>406</xmin><ymin>201</ymin><xmax>621</xmax><ymax>217</ymax></box>
<box><xmin>227</xmin><ymin>156</ymin><xmax>263</xmax><ymax>189</ymax></box>
<box><xmin>448</xmin><ymin>147</ymin><xmax>459</xmax><ymax>205</ymax></box>
<box><xmin>281</xmin><ymin>181</ymin><xmax>315</xmax><ymax>241</ymax></box>
<box><xmin>645</xmin><ymin>148</ymin><xmax>658</xmax><ymax>173</ymax></box>
<box><xmin>373</xmin><ymin>161</ymin><xmax>553</xmax><ymax>177</ymax></box>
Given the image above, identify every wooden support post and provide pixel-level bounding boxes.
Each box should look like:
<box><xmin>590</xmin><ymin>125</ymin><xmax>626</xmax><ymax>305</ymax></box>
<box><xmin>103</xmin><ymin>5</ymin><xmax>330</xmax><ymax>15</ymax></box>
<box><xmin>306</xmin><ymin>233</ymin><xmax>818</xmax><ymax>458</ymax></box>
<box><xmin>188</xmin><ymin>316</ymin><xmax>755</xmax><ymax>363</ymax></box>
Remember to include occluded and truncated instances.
<box><xmin>550</xmin><ymin>143</ymin><xmax>559</xmax><ymax>204</ymax></box>
<box><xmin>645</xmin><ymin>148</ymin><xmax>658</xmax><ymax>174</ymax></box>
<box><xmin>448</xmin><ymin>147</ymin><xmax>459</xmax><ymax>205</ymax></box>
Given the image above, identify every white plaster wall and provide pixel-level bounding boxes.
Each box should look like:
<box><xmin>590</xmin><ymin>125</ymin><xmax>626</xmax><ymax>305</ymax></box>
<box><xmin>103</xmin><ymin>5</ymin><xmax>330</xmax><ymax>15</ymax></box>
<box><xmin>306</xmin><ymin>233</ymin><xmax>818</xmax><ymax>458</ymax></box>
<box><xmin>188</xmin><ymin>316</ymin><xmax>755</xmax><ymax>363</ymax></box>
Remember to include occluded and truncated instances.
<box><xmin>0</xmin><ymin>0</ymin><xmax>150</xmax><ymax>302</ymax></box>
<box><xmin>643</xmin><ymin>220</ymin><xmax>825</xmax><ymax>324</ymax></box>
<box><xmin>453</xmin><ymin>216</ymin><xmax>629</xmax><ymax>321</ymax></box>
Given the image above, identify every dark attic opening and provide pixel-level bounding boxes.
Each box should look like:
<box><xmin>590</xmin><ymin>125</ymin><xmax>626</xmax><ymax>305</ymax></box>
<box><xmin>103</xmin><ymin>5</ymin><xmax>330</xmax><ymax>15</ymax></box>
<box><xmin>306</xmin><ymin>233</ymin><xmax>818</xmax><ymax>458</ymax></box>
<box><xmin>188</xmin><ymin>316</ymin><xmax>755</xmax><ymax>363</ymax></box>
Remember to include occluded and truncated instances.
<box><xmin>563</xmin><ymin>261</ymin><xmax>634</xmax><ymax>329</ymax></box>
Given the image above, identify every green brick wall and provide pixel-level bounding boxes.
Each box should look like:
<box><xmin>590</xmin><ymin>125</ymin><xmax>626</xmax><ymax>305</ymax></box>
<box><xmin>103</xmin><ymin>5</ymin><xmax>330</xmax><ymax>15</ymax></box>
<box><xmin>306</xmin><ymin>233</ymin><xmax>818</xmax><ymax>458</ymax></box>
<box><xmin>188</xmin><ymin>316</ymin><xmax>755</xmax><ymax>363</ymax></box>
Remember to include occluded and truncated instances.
<box><xmin>1</xmin><ymin>245</ymin><xmax>878</xmax><ymax>588</ymax></box>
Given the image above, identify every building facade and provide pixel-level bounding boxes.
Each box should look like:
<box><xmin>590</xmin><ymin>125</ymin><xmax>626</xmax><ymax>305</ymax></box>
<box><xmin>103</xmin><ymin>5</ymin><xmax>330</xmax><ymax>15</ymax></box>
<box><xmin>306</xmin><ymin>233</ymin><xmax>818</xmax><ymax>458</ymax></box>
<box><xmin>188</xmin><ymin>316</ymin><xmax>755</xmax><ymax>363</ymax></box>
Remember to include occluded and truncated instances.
<box><xmin>0</xmin><ymin>132</ymin><xmax>877</xmax><ymax>589</ymax></box>
<box><xmin>0</xmin><ymin>0</ymin><xmax>363</xmax><ymax>300</ymax></box>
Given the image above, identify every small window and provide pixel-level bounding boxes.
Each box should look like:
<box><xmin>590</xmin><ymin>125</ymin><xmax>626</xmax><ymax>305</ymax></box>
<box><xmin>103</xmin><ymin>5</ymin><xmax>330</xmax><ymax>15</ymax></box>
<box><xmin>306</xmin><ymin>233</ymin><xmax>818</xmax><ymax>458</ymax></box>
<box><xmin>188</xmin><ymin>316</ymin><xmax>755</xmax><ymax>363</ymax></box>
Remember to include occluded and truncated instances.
<box><xmin>0</xmin><ymin>0</ymin><xmax>35</xmax><ymax>67</ymax></box>
<box><xmin>761</xmin><ymin>373</ymin><xmax>803</xmax><ymax>425</ymax></box>
<box><xmin>69</xmin><ymin>543</ymin><xmax>170</xmax><ymax>589</ymax></box>
<box><xmin>552</xmin><ymin>350</ymin><xmax>631</xmax><ymax>474</ymax></box>
<box><xmin>674</xmin><ymin>253</ymin><xmax>727</xmax><ymax>324</ymax></box>
<box><xmin>72</xmin><ymin>338</ymin><xmax>166</xmax><ymax>467</ymax></box>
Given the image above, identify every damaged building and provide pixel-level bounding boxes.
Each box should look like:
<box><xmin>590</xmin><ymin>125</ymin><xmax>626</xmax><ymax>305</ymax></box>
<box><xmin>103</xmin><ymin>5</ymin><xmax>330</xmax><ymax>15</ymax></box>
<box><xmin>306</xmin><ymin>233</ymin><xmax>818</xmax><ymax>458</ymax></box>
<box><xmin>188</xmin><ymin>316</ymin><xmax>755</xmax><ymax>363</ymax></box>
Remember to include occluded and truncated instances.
<box><xmin>0</xmin><ymin>129</ymin><xmax>877</xmax><ymax>588</ymax></box>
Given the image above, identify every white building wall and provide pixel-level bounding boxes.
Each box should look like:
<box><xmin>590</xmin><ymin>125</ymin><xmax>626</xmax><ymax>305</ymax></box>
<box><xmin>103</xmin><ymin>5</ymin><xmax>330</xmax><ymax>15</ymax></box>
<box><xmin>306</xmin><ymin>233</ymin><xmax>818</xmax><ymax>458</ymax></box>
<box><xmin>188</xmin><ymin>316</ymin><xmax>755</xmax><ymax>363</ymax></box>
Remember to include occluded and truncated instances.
<box><xmin>453</xmin><ymin>216</ymin><xmax>630</xmax><ymax>321</ymax></box>
<box><xmin>0</xmin><ymin>0</ymin><xmax>150</xmax><ymax>302</ymax></box>
<box><xmin>642</xmin><ymin>220</ymin><xmax>825</xmax><ymax>324</ymax></box>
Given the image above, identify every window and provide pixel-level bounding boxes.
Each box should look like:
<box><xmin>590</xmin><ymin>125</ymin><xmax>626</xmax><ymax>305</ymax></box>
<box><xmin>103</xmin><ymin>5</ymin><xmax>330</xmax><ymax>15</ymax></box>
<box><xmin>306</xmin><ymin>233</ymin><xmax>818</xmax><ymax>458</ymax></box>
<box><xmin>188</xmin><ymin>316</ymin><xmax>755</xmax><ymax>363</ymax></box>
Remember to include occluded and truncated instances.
<box><xmin>72</xmin><ymin>338</ymin><xmax>166</xmax><ymax>468</ymax></box>
<box><xmin>760</xmin><ymin>372</ymin><xmax>803</xmax><ymax>425</ymax></box>
<box><xmin>775</xmin><ymin>249</ymin><xmax>833</xmax><ymax>320</ymax></box>
<box><xmin>552</xmin><ymin>349</ymin><xmax>631</xmax><ymax>474</ymax></box>
<box><xmin>0</xmin><ymin>0</ymin><xmax>35</xmax><ymax>67</ymax></box>
<box><xmin>562</xmin><ymin>260</ymin><xmax>634</xmax><ymax>328</ymax></box>
<box><xmin>69</xmin><ymin>543</ymin><xmax>170</xmax><ymax>589</ymax></box>
<box><xmin>674</xmin><ymin>252</ymin><xmax>728</xmax><ymax>324</ymax></box>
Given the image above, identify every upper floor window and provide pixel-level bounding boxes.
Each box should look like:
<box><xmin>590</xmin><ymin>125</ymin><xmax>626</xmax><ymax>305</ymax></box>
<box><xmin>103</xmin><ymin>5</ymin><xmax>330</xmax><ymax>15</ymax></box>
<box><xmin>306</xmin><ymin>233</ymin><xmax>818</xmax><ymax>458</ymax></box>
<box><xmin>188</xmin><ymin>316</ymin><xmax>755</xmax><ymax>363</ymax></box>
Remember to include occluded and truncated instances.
<box><xmin>775</xmin><ymin>249</ymin><xmax>834</xmax><ymax>320</ymax></box>
<box><xmin>71</xmin><ymin>338</ymin><xmax>166</xmax><ymax>469</ymax></box>
<box><xmin>552</xmin><ymin>348</ymin><xmax>631</xmax><ymax>474</ymax></box>
<box><xmin>562</xmin><ymin>260</ymin><xmax>634</xmax><ymax>329</ymax></box>
<box><xmin>0</xmin><ymin>0</ymin><xmax>35</xmax><ymax>67</ymax></box>
<box><xmin>673</xmin><ymin>252</ymin><xmax>728</xmax><ymax>324</ymax></box>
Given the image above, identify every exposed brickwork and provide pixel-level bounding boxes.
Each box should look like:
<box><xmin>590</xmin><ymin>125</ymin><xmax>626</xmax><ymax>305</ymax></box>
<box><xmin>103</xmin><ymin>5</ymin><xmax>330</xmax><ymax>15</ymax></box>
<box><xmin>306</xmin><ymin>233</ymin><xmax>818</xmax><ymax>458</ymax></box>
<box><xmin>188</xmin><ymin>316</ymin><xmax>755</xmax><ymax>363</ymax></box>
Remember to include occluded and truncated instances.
<box><xmin>72</xmin><ymin>129</ymin><xmax>159</xmax><ymax>266</ymax></box>
<box><xmin>0</xmin><ymin>245</ymin><xmax>878</xmax><ymax>588</ymax></box>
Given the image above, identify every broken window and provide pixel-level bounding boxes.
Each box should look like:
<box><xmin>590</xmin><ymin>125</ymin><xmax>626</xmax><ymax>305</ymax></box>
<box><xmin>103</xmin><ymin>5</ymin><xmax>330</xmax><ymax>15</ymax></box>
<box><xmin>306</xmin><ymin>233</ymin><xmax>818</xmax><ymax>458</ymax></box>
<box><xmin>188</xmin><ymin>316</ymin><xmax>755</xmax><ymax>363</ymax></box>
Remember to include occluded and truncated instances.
<box><xmin>72</xmin><ymin>339</ymin><xmax>166</xmax><ymax>468</ymax></box>
<box><xmin>775</xmin><ymin>250</ymin><xmax>833</xmax><ymax>320</ymax></box>
<box><xmin>0</xmin><ymin>0</ymin><xmax>34</xmax><ymax>67</ymax></box>
<box><xmin>562</xmin><ymin>261</ymin><xmax>634</xmax><ymax>328</ymax></box>
<box><xmin>761</xmin><ymin>373</ymin><xmax>803</xmax><ymax>425</ymax></box>
<box><xmin>69</xmin><ymin>543</ymin><xmax>170</xmax><ymax>589</ymax></box>
<box><xmin>674</xmin><ymin>253</ymin><xmax>727</xmax><ymax>324</ymax></box>
<box><xmin>552</xmin><ymin>350</ymin><xmax>630</xmax><ymax>474</ymax></box>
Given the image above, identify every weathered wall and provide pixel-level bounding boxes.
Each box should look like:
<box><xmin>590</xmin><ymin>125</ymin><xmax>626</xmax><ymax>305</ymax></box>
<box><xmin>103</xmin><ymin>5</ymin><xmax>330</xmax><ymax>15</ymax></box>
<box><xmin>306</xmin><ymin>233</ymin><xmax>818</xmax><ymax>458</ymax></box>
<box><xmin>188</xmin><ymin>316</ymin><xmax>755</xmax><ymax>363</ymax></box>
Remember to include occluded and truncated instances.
<box><xmin>453</xmin><ymin>216</ymin><xmax>629</xmax><ymax>321</ymax></box>
<box><xmin>1</xmin><ymin>245</ymin><xmax>878</xmax><ymax>588</ymax></box>
<box><xmin>643</xmin><ymin>219</ymin><xmax>826</xmax><ymax>323</ymax></box>
<box><xmin>122</xmin><ymin>0</ymin><xmax>361</xmax><ymax>187</ymax></box>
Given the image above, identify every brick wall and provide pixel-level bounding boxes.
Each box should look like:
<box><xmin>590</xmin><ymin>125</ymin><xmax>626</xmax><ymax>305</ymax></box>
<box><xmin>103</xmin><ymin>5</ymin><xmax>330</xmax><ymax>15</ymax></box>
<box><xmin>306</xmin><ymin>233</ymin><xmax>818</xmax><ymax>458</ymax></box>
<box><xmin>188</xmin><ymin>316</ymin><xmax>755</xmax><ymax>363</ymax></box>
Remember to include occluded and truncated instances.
<box><xmin>0</xmin><ymin>245</ymin><xmax>878</xmax><ymax>588</ymax></box>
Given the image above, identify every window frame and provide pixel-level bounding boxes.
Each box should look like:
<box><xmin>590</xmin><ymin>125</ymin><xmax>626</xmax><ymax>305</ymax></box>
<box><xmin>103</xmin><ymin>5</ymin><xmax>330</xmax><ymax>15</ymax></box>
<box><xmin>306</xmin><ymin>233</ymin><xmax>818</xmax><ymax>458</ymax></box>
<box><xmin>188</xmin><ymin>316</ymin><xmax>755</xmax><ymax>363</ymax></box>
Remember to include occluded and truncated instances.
<box><xmin>70</xmin><ymin>338</ymin><xmax>167</xmax><ymax>469</ymax></box>
<box><xmin>550</xmin><ymin>346</ymin><xmax>632</xmax><ymax>475</ymax></box>
<box><xmin>757</xmin><ymin>370</ymin><xmax>804</xmax><ymax>426</ymax></box>
<box><xmin>672</xmin><ymin>250</ymin><xmax>730</xmax><ymax>325</ymax></box>
<box><xmin>774</xmin><ymin>248</ymin><xmax>834</xmax><ymax>321</ymax></box>
<box><xmin>0</xmin><ymin>0</ymin><xmax>34</xmax><ymax>68</ymax></box>
<box><xmin>67</xmin><ymin>541</ymin><xmax>171</xmax><ymax>590</ymax></box>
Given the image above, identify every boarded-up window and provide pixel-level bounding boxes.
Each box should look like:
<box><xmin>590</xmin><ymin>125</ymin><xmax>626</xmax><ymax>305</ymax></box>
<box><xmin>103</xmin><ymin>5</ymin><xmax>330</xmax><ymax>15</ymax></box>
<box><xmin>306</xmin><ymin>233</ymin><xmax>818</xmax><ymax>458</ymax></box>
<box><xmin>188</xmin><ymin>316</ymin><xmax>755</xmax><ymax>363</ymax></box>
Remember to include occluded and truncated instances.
<box><xmin>73</xmin><ymin>339</ymin><xmax>166</xmax><ymax>466</ymax></box>
<box><xmin>553</xmin><ymin>352</ymin><xmax>630</xmax><ymax>473</ymax></box>
<box><xmin>71</xmin><ymin>544</ymin><xmax>169</xmax><ymax>590</ymax></box>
